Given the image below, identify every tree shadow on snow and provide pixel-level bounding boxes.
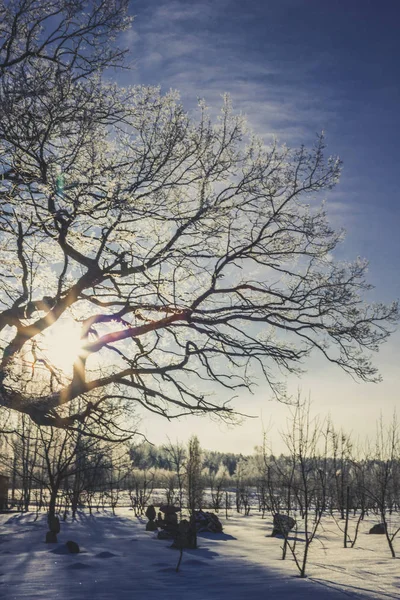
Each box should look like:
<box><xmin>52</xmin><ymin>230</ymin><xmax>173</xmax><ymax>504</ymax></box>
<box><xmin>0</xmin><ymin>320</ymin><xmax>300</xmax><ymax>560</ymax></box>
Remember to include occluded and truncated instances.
<box><xmin>198</xmin><ymin>531</ymin><xmax>236</xmax><ymax>541</ymax></box>
<box><xmin>4</xmin><ymin>513</ymin><xmax>43</xmax><ymax>528</ymax></box>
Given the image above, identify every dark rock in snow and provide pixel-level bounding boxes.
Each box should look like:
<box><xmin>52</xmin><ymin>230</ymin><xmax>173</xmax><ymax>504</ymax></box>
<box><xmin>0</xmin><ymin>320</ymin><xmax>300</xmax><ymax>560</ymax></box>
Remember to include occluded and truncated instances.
<box><xmin>194</xmin><ymin>511</ymin><xmax>223</xmax><ymax>534</ymax></box>
<box><xmin>171</xmin><ymin>519</ymin><xmax>197</xmax><ymax>549</ymax></box>
<box><xmin>157</xmin><ymin>529</ymin><xmax>175</xmax><ymax>540</ymax></box>
<box><xmin>369</xmin><ymin>523</ymin><xmax>386</xmax><ymax>534</ymax></box>
<box><xmin>145</xmin><ymin>505</ymin><xmax>156</xmax><ymax>521</ymax></box>
<box><xmin>45</xmin><ymin>531</ymin><xmax>57</xmax><ymax>543</ymax></box>
<box><xmin>159</xmin><ymin>504</ymin><xmax>181</xmax><ymax>515</ymax></box>
<box><xmin>271</xmin><ymin>514</ymin><xmax>296</xmax><ymax>537</ymax></box>
<box><xmin>66</xmin><ymin>540</ymin><xmax>80</xmax><ymax>553</ymax></box>
<box><xmin>164</xmin><ymin>512</ymin><xmax>178</xmax><ymax>527</ymax></box>
<box><xmin>157</xmin><ymin>511</ymin><xmax>179</xmax><ymax>537</ymax></box>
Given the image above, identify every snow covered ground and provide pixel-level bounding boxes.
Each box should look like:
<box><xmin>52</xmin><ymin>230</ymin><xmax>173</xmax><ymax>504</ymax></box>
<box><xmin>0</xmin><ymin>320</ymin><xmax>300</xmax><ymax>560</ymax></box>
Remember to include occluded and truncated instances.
<box><xmin>0</xmin><ymin>509</ymin><xmax>399</xmax><ymax>599</ymax></box>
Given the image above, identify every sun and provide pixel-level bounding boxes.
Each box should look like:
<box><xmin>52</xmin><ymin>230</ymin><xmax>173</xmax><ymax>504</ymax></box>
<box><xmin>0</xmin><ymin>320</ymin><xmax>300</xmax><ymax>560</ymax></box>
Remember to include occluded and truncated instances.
<box><xmin>42</xmin><ymin>318</ymin><xmax>84</xmax><ymax>374</ymax></box>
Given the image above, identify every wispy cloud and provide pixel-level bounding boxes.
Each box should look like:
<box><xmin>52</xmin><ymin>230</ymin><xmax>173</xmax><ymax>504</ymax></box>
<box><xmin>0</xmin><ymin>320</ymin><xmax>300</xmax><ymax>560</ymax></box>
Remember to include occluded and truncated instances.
<box><xmin>123</xmin><ymin>0</ymin><xmax>339</xmax><ymax>146</ymax></box>
<box><xmin>121</xmin><ymin>1</ymin><xmax>400</xmax><ymax>298</ymax></box>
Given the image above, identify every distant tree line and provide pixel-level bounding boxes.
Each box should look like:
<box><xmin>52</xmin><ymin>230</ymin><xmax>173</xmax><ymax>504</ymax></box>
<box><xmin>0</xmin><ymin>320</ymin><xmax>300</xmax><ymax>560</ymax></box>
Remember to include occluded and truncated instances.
<box><xmin>129</xmin><ymin>442</ymin><xmax>243</xmax><ymax>476</ymax></box>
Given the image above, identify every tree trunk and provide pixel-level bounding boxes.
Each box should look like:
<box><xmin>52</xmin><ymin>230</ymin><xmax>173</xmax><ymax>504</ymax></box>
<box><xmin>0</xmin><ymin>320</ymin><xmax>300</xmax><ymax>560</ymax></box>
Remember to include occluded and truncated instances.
<box><xmin>344</xmin><ymin>485</ymin><xmax>350</xmax><ymax>548</ymax></box>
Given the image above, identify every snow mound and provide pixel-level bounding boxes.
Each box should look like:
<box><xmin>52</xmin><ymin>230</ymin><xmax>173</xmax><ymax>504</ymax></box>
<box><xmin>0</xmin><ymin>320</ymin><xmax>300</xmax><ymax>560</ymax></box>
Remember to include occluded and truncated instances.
<box><xmin>68</xmin><ymin>562</ymin><xmax>91</xmax><ymax>570</ymax></box>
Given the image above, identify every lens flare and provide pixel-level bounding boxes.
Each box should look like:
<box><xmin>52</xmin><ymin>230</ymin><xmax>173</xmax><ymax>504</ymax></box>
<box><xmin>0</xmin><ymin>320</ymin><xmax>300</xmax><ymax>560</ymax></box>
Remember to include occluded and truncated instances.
<box><xmin>42</xmin><ymin>319</ymin><xmax>84</xmax><ymax>373</ymax></box>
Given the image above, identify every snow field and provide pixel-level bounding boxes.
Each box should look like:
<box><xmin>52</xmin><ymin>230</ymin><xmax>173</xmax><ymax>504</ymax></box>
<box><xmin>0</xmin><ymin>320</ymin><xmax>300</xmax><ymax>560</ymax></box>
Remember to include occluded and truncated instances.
<box><xmin>0</xmin><ymin>509</ymin><xmax>399</xmax><ymax>599</ymax></box>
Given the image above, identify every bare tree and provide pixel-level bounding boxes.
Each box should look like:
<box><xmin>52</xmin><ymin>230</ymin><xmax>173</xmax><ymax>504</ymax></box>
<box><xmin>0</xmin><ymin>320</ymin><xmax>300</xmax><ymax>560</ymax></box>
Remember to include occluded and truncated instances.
<box><xmin>234</xmin><ymin>458</ymin><xmax>253</xmax><ymax>515</ymax></box>
<box><xmin>30</xmin><ymin>425</ymin><xmax>81</xmax><ymax>525</ymax></box>
<box><xmin>103</xmin><ymin>449</ymin><xmax>127</xmax><ymax>515</ymax></box>
<box><xmin>325</xmin><ymin>424</ymin><xmax>366</xmax><ymax>549</ymax></box>
<box><xmin>254</xmin><ymin>437</ymin><xmax>272</xmax><ymax>518</ymax></box>
<box><xmin>329</xmin><ymin>424</ymin><xmax>353</xmax><ymax>520</ymax></box>
<box><xmin>0</xmin><ymin>400</ymin><xmax>131</xmax><ymax>530</ymax></box>
<box><xmin>82</xmin><ymin>449</ymin><xmax>110</xmax><ymax>516</ymax></box>
<box><xmin>0</xmin><ymin>0</ymin><xmax>397</xmax><ymax>435</ymax></box>
<box><xmin>163</xmin><ymin>439</ymin><xmax>186</xmax><ymax>510</ymax></box>
<box><xmin>207</xmin><ymin>464</ymin><xmax>229</xmax><ymax>512</ymax></box>
<box><xmin>65</xmin><ymin>427</ymin><xmax>117</xmax><ymax>520</ymax></box>
<box><xmin>0</xmin><ymin>0</ymin><xmax>131</xmax><ymax>76</ymax></box>
<box><xmin>280</xmin><ymin>398</ymin><xmax>329</xmax><ymax>578</ymax></box>
<box><xmin>186</xmin><ymin>435</ymin><xmax>203</xmax><ymax>513</ymax></box>
<box><xmin>162</xmin><ymin>470</ymin><xmax>179</xmax><ymax>507</ymax></box>
<box><xmin>364</xmin><ymin>414</ymin><xmax>400</xmax><ymax>558</ymax></box>
<box><xmin>0</xmin><ymin>413</ymin><xmax>38</xmax><ymax>511</ymax></box>
<box><xmin>127</xmin><ymin>467</ymin><xmax>155</xmax><ymax>516</ymax></box>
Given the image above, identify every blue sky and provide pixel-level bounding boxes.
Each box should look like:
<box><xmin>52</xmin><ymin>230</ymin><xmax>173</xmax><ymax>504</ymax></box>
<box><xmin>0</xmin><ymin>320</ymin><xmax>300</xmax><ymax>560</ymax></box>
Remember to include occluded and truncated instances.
<box><xmin>120</xmin><ymin>0</ymin><xmax>400</xmax><ymax>453</ymax></box>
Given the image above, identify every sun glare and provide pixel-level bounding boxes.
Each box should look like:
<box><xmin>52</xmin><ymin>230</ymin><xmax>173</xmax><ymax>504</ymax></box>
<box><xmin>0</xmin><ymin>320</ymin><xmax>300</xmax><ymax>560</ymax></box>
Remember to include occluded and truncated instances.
<box><xmin>42</xmin><ymin>319</ymin><xmax>84</xmax><ymax>373</ymax></box>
